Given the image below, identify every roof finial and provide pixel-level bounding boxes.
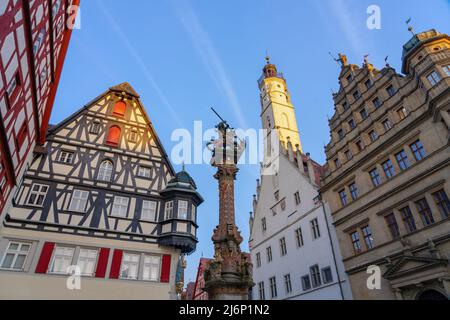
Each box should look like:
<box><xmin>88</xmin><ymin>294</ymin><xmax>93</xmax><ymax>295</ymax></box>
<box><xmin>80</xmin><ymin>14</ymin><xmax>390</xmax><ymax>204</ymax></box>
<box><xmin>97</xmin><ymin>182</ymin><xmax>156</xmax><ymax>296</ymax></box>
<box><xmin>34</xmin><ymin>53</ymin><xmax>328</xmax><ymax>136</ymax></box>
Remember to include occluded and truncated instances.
<box><xmin>265</xmin><ymin>50</ymin><xmax>271</xmax><ymax>64</ymax></box>
<box><xmin>182</xmin><ymin>161</ymin><xmax>186</xmax><ymax>172</ymax></box>
<box><xmin>406</xmin><ymin>18</ymin><xmax>415</xmax><ymax>36</ymax></box>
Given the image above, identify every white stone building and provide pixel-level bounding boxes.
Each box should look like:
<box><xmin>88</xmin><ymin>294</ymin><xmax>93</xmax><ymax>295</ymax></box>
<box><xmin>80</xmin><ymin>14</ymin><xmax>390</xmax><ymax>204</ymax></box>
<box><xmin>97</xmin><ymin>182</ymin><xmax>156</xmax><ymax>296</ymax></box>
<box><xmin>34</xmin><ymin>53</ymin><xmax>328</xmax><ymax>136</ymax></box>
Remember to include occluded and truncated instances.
<box><xmin>249</xmin><ymin>58</ymin><xmax>352</xmax><ymax>300</ymax></box>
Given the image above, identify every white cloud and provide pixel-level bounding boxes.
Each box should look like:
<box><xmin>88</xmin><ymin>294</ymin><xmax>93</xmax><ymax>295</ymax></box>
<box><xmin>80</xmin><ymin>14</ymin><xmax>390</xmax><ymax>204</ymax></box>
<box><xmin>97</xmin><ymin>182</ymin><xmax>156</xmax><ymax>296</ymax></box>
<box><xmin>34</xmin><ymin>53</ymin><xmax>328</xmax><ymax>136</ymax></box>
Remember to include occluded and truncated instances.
<box><xmin>95</xmin><ymin>0</ymin><xmax>184</xmax><ymax>128</ymax></box>
<box><xmin>171</xmin><ymin>0</ymin><xmax>247</xmax><ymax>129</ymax></box>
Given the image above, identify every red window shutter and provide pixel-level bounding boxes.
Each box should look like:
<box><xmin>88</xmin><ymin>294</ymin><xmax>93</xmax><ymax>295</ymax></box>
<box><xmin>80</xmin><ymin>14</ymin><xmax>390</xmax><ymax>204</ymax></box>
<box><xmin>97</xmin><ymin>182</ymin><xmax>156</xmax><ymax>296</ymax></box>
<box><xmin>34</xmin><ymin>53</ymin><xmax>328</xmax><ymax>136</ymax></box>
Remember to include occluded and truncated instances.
<box><xmin>95</xmin><ymin>248</ymin><xmax>110</xmax><ymax>278</ymax></box>
<box><xmin>35</xmin><ymin>242</ymin><xmax>55</xmax><ymax>274</ymax></box>
<box><xmin>160</xmin><ymin>254</ymin><xmax>171</xmax><ymax>283</ymax></box>
<box><xmin>106</xmin><ymin>126</ymin><xmax>121</xmax><ymax>147</ymax></box>
<box><xmin>113</xmin><ymin>101</ymin><xmax>126</xmax><ymax>116</ymax></box>
<box><xmin>109</xmin><ymin>249</ymin><xmax>123</xmax><ymax>279</ymax></box>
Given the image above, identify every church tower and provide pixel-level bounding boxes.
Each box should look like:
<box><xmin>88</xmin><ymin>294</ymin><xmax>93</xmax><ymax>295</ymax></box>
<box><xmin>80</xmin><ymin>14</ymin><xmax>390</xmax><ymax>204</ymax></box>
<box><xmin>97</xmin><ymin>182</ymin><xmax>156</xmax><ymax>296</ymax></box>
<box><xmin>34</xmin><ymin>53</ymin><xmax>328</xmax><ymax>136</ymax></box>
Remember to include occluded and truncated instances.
<box><xmin>258</xmin><ymin>56</ymin><xmax>303</xmax><ymax>152</ymax></box>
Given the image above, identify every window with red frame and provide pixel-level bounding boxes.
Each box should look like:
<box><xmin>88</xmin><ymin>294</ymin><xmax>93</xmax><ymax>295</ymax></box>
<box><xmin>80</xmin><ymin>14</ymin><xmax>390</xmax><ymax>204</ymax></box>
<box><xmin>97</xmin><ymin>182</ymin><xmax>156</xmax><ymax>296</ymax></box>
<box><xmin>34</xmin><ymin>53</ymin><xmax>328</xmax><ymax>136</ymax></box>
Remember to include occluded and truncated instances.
<box><xmin>106</xmin><ymin>126</ymin><xmax>121</xmax><ymax>147</ymax></box>
<box><xmin>113</xmin><ymin>101</ymin><xmax>126</xmax><ymax>117</ymax></box>
<box><xmin>16</xmin><ymin>122</ymin><xmax>28</xmax><ymax>148</ymax></box>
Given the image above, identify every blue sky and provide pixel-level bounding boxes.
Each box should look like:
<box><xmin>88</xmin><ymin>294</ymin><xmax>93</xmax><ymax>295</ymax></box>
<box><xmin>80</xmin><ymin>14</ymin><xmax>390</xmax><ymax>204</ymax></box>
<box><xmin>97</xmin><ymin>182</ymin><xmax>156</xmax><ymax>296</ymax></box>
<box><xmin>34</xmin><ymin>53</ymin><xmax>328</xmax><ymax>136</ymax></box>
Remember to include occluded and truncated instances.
<box><xmin>52</xmin><ymin>0</ymin><xmax>450</xmax><ymax>285</ymax></box>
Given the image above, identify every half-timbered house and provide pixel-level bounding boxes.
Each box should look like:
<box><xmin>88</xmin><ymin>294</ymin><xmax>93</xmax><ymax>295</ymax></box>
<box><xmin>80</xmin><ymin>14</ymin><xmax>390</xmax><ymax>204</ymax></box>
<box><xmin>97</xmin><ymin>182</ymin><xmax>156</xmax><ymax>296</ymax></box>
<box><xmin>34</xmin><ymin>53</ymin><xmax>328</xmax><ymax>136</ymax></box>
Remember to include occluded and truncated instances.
<box><xmin>0</xmin><ymin>82</ymin><xmax>203</xmax><ymax>299</ymax></box>
<box><xmin>0</xmin><ymin>0</ymin><xmax>80</xmax><ymax>217</ymax></box>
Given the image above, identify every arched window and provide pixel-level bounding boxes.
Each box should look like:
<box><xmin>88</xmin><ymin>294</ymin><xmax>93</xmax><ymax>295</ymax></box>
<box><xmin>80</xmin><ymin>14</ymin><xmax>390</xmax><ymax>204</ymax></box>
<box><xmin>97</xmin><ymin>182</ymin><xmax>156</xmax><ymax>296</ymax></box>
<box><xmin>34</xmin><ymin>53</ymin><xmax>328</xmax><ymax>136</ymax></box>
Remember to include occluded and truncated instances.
<box><xmin>98</xmin><ymin>160</ymin><xmax>114</xmax><ymax>181</ymax></box>
<box><xmin>281</xmin><ymin>113</ymin><xmax>290</xmax><ymax>129</ymax></box>
<box><xmin>113</xmin><ymin>101</ymin><xmax>126</xmax><ymax>117</ymax></box>
<box><xmin>106</xmin><ymin>125</ymin><xmax>121</xmax><ymax>147</ymax></box>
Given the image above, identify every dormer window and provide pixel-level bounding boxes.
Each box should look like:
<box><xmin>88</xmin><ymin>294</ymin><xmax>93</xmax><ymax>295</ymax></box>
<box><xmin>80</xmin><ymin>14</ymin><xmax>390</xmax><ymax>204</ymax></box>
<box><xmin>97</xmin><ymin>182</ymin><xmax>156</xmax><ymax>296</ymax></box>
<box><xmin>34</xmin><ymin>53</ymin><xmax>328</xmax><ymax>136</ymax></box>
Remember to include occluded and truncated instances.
<box><xmin>113</xmin><ymin>101</ymin><xmax>126</xmax><ymax>117</ymax></box>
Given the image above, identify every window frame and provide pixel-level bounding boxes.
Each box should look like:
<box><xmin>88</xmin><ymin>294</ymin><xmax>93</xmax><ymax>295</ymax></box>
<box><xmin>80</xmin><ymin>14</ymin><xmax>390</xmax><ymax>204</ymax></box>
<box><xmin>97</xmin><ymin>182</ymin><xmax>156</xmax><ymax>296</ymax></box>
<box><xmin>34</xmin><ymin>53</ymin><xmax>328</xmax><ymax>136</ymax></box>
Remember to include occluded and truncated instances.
<box><xmin>27</xmin><ymin>184</ymin><xmax>49</xmax><ymax>207</ymax></box>
<box><xmin>382</xmin><ymin>159</ymin><xmax>396</xmax><ymax>179</ymax></box>
<box><xmin>322</xmin><ymin>267</ymin><xmax>333</xmax><ymax>284</ymax></box>
<box><xmin>361</xmin><ymin>225</ymin><xmax>374</xmax><ymax>250</ymax></box>
<box><xmin>142</xmin><ymin>254</ymin><xmax>161</xmax><ymax>282</ymax></box>
<box><xmin>58</xmin><ymin>150</ymin><xmax>75</xmax><ymax>164</ymax></box>
<box><xmin>97</xmin><ymin>160</ymin><xmax>114</xmax><ymax>182</ymax></box>
<box><xmin>410</xmin><ymin>140</ymin><xmax>426</xmax><ymax>161</ymax></box>
<box><xmin>48</xmin><ymin>246</ymin><xmax>76</xmax><ymax>275</ymax></box>
<box><xmin>432</xmin><ymin>189</ymin><xmax>450</xmax><ymax>219</ymax></box>
<box><xmin>426</xmin><ymin>70</ymin><xmax>441</xmax><ymax>86</ymax></box>
<box><xmin>415</xmin><ymin>198</ymin><xmax>435</xmax><ymax>226</ymax></box>
<box><xmin>141</xmin><ymin>200</ymin><xmax>158</xmax><ymax>222</ymax></box>
<box><xmin>310</xmin><ymin>265</ymin><xmax>322</xmax><ymax>288</ymax></box>
<box><xmin>0</xmin><ymin>241</ymin><xmax>32</xmax><ymax>271</ymax></box>
<box><xmin>395</xmin><ymin>150</ymin><xmax>410</xmax><ymax>171</ymax></box>
<box><xmin>77</xmin><ymin>248</ymin><xmax>99</xmax><ymax>277</ymax></box>
<box><xmin>111</xmin><ymin>196</ymin><xmax>130</xmax><ymax>218</ymax></box>
<box><xmin>400</xmin><ymin>206</ymin><xmax>417</xmax><ymax>234</ymax></box>
<box><xmin>369</xmin><ymin>168</ymin><xmax>381</xmax><ymax>187</ymax></box>
<box><xmin>385</xmin><ymin>213</ymin><xmax>401</xmax><ymax>239</ymax></box>
<box><xmin>310</xmin><ymin>218</ymin><xmax>321</xmax><ymax>240</ymax></box>
<box><xmin>295</xmin><ymin>227</ymin><xmax>304</xmax><ymax>248</ymax></box>
<box><xmin>119</xmin><ymin>252</ymin><xmax>141</xmax><ymax>280</ymax></box>
<box><xmin>177</xmin><ymin>200</ymin><xmax>189</xmax><ymax>220</ymax></box>
<box><xmin>68</xmin><ymin>189</ymin><xmax>90</xmax><ymax>213</ymax></box>
<box><xmin>164</xmin><ymin>201</ymin><xmax>174</xmax><ymax>220</ymax></box>
<box><xmin>137</xmin><ymin>166</ymin><xmax>152</xmax><ymax>179</ymax></box>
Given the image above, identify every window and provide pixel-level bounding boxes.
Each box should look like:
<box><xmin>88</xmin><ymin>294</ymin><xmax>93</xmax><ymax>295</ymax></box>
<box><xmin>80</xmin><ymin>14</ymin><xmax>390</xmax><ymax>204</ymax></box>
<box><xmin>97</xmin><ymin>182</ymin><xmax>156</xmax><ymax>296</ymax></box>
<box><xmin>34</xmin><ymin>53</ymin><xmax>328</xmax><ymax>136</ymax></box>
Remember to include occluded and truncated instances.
<box><xmin>345</xmin><ymin>150</ymin><xmax>353</xmax><ymax>161</ymax></box>
<box><xmin>165</xmin><ymin>201</ymin><xmax>174</xmax><ymax>220</ymax></box>
<box><xmin>120</xmin><ymin>253</ymin><xmax>140</xmax><ymax>280</ymax></box>
<box><xmin>362</xmin><ymin>225</ymin><xmax>374</xmax><ymax>249</ymax></box>
<box><xmin>355</xmin><ymin>139</ymin><xmax>364</xmax><ymax>152</ymax></box>
<box><xmin>49</xmin><ymin>247</ymin><xmax>75</xmax><ymax>274</ymax></box>
<box><xmin>129</xmin><ymin>131</ymin><xmax>138</xmax><ymax>143</ymax></box>
<box><xmin>342</xmin><ymin>101</ymin><xmax>349</xmax><ymax>111</ymax></box>
<box><xmin>311</xmin><ymin>218</ymin><xmax>321</xmax><ymax>239</ymax></box>
<box><xmin>295</xmin><ymin>228</ymin><xmax>304</xmax><ymax>248</ymax></box>
<box><xmin>77</xmin><ymin>249</ymin><xmax>98</xmax><ymax>276</ymax></box>
<box><xmin>301</xmin><ymin>275</ymin><xmax>311</xmax><ymax>291</ymax></box>
<box><xmin>350</xmin><ymin>231</ymin><xmax>362</xmax><ymax>254</ymax></box>
<box><xmin>365</xmin><ymin>79</ymin><xmax>373</xmax><ymax>89</ymax></box>
<box><xmin>334</xmin><ymin>158</ymin><xmax>341</xmax><ymax>169</ymax></box>
<box><xmin>266</xmin><ymin>247</ymin><xmax>273</xmax><ymax>263</ymax></box>
<box><xmin>258</xmin><ymin>282</ymin><xmax>266</xmax><ymax>300</ymax></box>
<box><xmin>397</xmin><ymin>107</ymin><xmax>408</xmax><ymax>120</ymax></box>
<box><xmin>113</xmin><ymin>101</ymin><xmax>127</xmax><ymax>116</ymax></box>
<box><xmin>443</xmin><ymin>65</ymin><xmax>450</xmax><ymax>77</ymax></box>
<box><xmin>386</xmin><ymin>85</ymin><xmax>396</xmax><ymax>97</ymax></box>
<box><xmin>98</xmin><ymin>160</ymin><xmax>114</xmax><ymax>182</ymax></box>
<box><xmin>280</xmin><ymin>238</ymin><xmax>287</xmax><ymax>256</ymax></box>
<box><xmin>138</xmin><ymin>166</ymin><xmax>151</xmax><ymax>179</ymax></box>
<box><xmin>432</xmin><ymin>190</ymin><xmax>450</xmax><ymax>219</ymax></box>
<box><xmin>346</xmin><ymin>74</ymin><xmax>353</xmax><ymax>84</ymax></box>
<box><xmin>90</xmin><ymin>122</ymin><xmax>101</xmax><ymax>134</ymax></box>
<box><xmin>256</xmin><ymin>253</ymin><xmax>261</xmax><ymax>268</ymax></box>
<box><xmin>322</xmin><ymin>267</ymin><xmax>333</xmax><ymax>284</ymax></box>
<box><xmin>261</xmin><ymin>218</ymin><xmax>267</xmax><ymax>231</ymax></box>
<box><xmin>274</xmin><ymin>191</ymin><xmax>280</xmax><ymax>201</ymax></box>
<box><xmin>27</xmin><ymin>184</ymin><xmax>49</xmax><ymax>206</ymax></box>
<box><xmin>111</xmin><ymin>196</ymin><xmax>129</xmax><ymax>218</ymax></box>
<box><xmin>7</xmin><ymin>72</ymin><xmax>22</xmax><ymax>98</ymax></box>
<box><xmin>143</xmin><ymin>255</ymin><xmax>160</xmax><ymax>281</ymax></box>
<box><xmin>294</xmin><ymin>192</ymin><xmax>301</xmax><ymax>205</ymax></box>
<box><xmin>141</xmin><ymin>200</ymin><xmax>158</xmax><ymax>221</ymax></box>
<box><xmin>269</xmin><ymin>277</ymin><xmax>277</xmax><ymax>298</ymax></box>
<box><xmin>106</xmin><ymin>126</ymin><xmax>122</xmax><ymax>147</ymax></box>
<box><xmin>348</xmin><ymin>118</ymin><xmax>356</xmax><ymax>130</ymax></box>
<box><xmin>339</xmin><ymin>190</ymin><xmax>348</xmax><ymax>206</ymax></box>
<box><xmin>353</xmin><ymin>90</ymin><xmax>361</xmax><ymax>100</ymax></box>
<box><xmin>370</xmin><ymin>168</ymin><xmax>381</xmax><ymax>187</ymax></box>
<box><xmin>385</xmin><ymin>213</ymin><xmax>400</xmax><ymax>239</ymax></box>
<box><xmin>369</xmin><ymin>130</ymin><xmax>378</xmax><ymax>142</ymax></box>
<box><xmin>410</xmin><ymin>140</ymin><xmax>426</xmax><ymax>161</ymax></box>
<box><xmin>178</xmin><ymin>200</ymin><xmax>188</xmax><ymax>219</ymax></box>
<box><xmin>360</xmin><ymin>108</ymin><xmax>369</xmax><ymax>120</ymax></box>
<box><xmin>395</xmin><ymin>150</ymin><xmax>410</xmax><ymax>171</ymax></box>
<box><xmin>1</xmin><ymin>242</ymin><xmax>31</xmax><ymax>271</ymax></box>
<box><xmin>400</xmin><ymin>206</ymin><xmax>417</xmax><ymax>234</ymax></box>
<box><xmin>382</xmin><ymin>119</ymin><xmax>393</xmax><ymax>131</ymax></box>
<box><xmin>310</xmin><ymin>265</ymin><xmax>322</xmax><ymax>288</ymax></box>
<box><xmin>58</xmin><ymin>151</ymin><xmax>74</xmax><ymax>164</ymax></box>
<box><xmin>284</xmin><ymin>274</ymin><xmax>292</xmax><ymax>294</ymax></box>
<box><xmin>16</xmin><ymin>122</ymin><xmax>28</xmax><ymax>148</ymax></box>
<box><xmin>338</xmin><ymin>129</ymin><xmax>345</xmax><ymax>140</ymax></box>
<box><xmin>349</xmin><ymin>183</ymin><xmax>359</xmax><ymax>200</ymax></box>
<box><xmin>415</xmin><ymin>198</ymin><xmax>435</xmax><ymax>226</ymax></box>
<box><xmin>372</xmin><ymin>97</ymin><xmax>382</xmax><ymax>109</ymax></box>
<box><xmin>382</xmin><ymin>159</ymin><xmax>396</xmax><ymax>179</ymax></box>
<box><xmin>69</xmin><ymin>189</ymin><xmax>89</xmax><ymax>213</ymax></box>
<box><xmin>191</xmin><ymin>205</ymin><xmax>196</xmax><ymax>222</ymax></box>
<box><xmin>427</xmin><ymin>71</ymin><xmax>441</xmax><ymax>86</ymax></box>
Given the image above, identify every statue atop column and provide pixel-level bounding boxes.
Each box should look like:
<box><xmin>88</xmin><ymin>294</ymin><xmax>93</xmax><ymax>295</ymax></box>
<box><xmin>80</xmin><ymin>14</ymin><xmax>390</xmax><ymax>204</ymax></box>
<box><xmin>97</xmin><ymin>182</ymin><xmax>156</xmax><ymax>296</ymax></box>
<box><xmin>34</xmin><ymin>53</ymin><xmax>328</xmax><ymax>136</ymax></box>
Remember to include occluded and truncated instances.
<box><xmin>204</xmin><ymin>109</ymin><xmax>254</xmax><ymax>300</ymax></box>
